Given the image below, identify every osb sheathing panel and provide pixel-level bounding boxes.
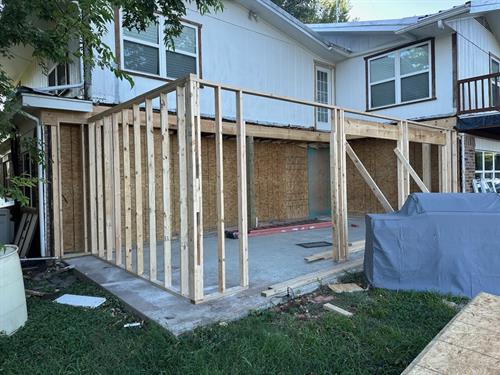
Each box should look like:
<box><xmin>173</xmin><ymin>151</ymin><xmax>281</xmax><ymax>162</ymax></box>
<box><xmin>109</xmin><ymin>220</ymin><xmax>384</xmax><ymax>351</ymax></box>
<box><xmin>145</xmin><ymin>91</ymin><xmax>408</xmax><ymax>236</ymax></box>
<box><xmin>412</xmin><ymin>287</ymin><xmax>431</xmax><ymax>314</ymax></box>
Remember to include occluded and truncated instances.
<box><xmin>61</xmin><ymin>122</ymin><xmax>438</xmax><ymax>251</ymax></box>
<box><xmin>61</xmin><ymin>126</ymin><xmax>308</xmax><ymax>250</ymax></box>
<box><xmin>60</xmin><ymin>124</ymin><xmax>85</xmax><ymax>252</ymax></box>
<box><xmin>93</xmin><ymin>126</ymin><xmax>309</xmax><ymax>246</ymax></box>
<box><xmin>254</xmin><ymin>142</ymin><xmax>308</xmax><ymax>223</ymax></box>
<box><xmin>346</xmin><ymin>138</ymin><xmax>438</xmax><ymax>214</ymax></box>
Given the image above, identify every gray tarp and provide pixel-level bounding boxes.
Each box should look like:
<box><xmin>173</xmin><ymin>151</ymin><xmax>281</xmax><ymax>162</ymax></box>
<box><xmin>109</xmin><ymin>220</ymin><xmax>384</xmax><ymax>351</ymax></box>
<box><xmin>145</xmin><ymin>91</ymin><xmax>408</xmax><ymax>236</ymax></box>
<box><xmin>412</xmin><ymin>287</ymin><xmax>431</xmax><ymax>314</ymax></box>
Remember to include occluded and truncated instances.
<box><xmin>364</xmin><ymin>193</ymin><xmax>500</xmax><ymax>298</ymax></box>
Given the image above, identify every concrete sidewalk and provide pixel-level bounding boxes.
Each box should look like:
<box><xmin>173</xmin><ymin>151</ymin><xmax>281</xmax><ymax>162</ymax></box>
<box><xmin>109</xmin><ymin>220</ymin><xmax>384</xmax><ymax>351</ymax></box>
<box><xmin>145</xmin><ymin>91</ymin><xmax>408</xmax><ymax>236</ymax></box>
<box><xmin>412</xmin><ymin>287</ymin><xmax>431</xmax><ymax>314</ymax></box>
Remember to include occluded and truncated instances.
<box><xmin>67</xmin><ymin>219</ymin><xmax>365</xmax><ymax>335</ymax></box>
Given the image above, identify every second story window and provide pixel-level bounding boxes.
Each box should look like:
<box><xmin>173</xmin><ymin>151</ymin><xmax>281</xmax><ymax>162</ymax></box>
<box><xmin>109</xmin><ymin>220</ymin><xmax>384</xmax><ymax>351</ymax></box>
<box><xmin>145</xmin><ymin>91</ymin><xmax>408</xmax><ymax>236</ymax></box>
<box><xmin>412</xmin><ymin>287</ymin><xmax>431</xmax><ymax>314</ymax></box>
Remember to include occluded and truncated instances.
<box><xmin>122</xmin><ymin>18</ymin><xmax>200</xmax><ymax>79</ymax></box>
<box><xmin>167</xmin><ymin>26</ymin><xmax>198</xmax><ymax>78</ymax></box>
<box><xmin>47</xmin><ymin>63</ymin><xmax>69</xmax><ymax>95</ymax></box>
<box><xmin>123</xmin><ymin>22</ymin><xmax>160</xmax><ymax>75</ymax></box>
<box><xmin>367</xmin><ymin>40</ymin><xmax>433</xmax><ymax>110</ymax></box>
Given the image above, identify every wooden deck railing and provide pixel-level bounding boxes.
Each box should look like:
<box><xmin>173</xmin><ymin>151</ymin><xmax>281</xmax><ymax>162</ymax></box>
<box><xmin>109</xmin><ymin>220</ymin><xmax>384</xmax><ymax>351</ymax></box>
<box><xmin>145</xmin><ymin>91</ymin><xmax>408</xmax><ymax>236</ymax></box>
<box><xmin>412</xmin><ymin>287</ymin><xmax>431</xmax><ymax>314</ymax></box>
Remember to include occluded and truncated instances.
<box><xmin>458</xmin><ymin>72</ymin><xmax>500</xmax><ymax>115</ymax></box>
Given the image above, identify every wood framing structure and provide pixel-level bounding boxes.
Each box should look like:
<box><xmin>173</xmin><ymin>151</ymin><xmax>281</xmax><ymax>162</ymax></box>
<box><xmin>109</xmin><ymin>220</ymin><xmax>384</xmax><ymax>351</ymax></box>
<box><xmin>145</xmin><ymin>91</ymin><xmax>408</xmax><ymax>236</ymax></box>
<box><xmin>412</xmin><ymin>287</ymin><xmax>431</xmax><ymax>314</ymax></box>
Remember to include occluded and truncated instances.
<box><xmin>46</xmin><ymin>74</ymin><xmax>455</xmax><ymax>303</ymax></box>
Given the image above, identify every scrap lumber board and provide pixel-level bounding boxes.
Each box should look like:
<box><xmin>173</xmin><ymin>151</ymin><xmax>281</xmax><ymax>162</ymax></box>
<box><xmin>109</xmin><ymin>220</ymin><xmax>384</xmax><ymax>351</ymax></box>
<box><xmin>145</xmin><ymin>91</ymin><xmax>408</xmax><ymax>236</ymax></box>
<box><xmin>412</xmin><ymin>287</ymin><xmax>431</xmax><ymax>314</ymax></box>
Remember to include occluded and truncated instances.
<box><xmin>323</xmin><ymin>303</ymin><xmax>353</xmax><ymax>317</ymax></box>
<box><xmin>328</xmin><ymin>283</ymin><xmax>364</xmax><ymax>293</ymax></box>
<box><xmin>228</xmin><ymin>221</ymin><xmax>332</xmax><ymax>239</ymax></box>
<box><xmin>14</xmin><ymin>210</ymin><xmax>38</xmax><ymax>258</ymax></box>
<box><xmin>305</xmin><ymin>240</ymin><xmax>365</xmax><ymax>263</ymax></box>
<box><xmin>261</xmin><ymin>257</ymin><xmax>363</xmax><ymax>297</ymax></box>
<box><xmin>402</xmin><ymin>292</ymin><xmax>500</xmax><ymax>374</ymax></box>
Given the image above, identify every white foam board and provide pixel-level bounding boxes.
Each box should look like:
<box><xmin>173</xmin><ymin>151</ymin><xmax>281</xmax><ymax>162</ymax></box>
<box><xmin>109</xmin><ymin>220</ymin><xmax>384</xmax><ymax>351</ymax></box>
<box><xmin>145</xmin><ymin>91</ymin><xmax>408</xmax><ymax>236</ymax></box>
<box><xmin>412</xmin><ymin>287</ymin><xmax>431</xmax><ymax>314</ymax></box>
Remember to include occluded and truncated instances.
<box><xmin>54</xmin><ymin>294</ymin><xmax>106</xmax><ymax>308</ymax></box>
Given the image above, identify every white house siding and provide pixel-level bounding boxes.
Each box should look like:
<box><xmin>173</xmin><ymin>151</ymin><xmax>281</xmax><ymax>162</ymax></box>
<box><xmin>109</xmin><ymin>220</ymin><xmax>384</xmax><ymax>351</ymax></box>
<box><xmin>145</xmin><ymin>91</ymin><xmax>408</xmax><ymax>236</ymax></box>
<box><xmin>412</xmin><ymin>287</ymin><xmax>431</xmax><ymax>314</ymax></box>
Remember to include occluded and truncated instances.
<box><xmin>92</xmin><ymin>1</ymin><xmax>335</xmax><ymax>128</ymax></box>
<box><xmin>448</xmin><ymin>17</ymin><xmax>500</xmax><ymax>80</ymax></box>
<box><xmin>19</xmin><ymin>39</ymin><xmax>82</xmax><ymax>96</ymax></box>
<box><xmin>319</xmin><ymin>33</ymin><xmax>403</xmax><ymax>54</ymax></box>
<box><xmin>334</xmin><ymin>34</ymin><xmax>454</xmax><ymax>120</ymax></box>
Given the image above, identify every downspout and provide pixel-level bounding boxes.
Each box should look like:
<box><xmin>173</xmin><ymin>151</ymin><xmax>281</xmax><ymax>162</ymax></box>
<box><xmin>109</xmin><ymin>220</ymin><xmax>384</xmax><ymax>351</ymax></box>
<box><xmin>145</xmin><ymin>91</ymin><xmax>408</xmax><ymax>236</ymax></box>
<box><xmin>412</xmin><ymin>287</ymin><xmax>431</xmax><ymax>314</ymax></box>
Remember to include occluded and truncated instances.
<box><xmin>22</xmin><ymin>112</ymin><xmax>46</xmax><ymax>257</ymax></box>
<box><xmin>461</xmin><ymin>133</ymin><xmax>466</xmax><ymax>192</ymax></box>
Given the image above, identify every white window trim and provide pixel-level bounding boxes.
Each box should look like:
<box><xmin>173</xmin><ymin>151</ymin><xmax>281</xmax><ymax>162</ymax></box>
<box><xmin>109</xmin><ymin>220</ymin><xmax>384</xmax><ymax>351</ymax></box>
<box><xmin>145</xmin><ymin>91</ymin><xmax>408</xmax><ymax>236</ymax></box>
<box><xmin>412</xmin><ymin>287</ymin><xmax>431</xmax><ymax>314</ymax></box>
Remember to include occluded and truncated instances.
<box><xmin>367</xmin><ymin>40</ymin><xmax>433</xmax><ymax>110</ymax></box>
<box><xmin>314</xmin><ymin>64</ymin><xmax>333</xmax><ymax>127</ymax></box>
<box><xmin>47</xmin><ymin>63</ymin><xmax>68</xmax><ymax>87</ymax></box>
<box><xmin>120</xmin><ymin>12</ymin><xmax>199</xmax><ymax>80</ymax></box>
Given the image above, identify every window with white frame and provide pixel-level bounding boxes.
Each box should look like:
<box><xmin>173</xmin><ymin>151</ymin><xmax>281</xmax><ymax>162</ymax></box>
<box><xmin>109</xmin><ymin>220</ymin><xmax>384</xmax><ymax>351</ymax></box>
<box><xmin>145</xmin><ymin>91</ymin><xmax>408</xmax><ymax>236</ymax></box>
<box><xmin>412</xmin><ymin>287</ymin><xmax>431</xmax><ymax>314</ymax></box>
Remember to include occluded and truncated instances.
<box><xmin>368</xmin><ymin>41</ymin><xmax>432</xmax><ymax>109</ymax></box>
<box><xmin>315</xmin><ymin>65</ymin><xmax>331</xmax><ymax>125</ymax></box>
<box><xmin>47</xmin><ymin>63</ymin><xmax>69</xmax><ymax>95</ymax></box>
<box><xmin>122</xmin><ymin>18</ymin><xmax>199</xmax><ymax>79</ymax></box>
<box><xmin>475</xmin><ymin>150</ymin><xmax>500</xmax><ymax>179</ymax></box>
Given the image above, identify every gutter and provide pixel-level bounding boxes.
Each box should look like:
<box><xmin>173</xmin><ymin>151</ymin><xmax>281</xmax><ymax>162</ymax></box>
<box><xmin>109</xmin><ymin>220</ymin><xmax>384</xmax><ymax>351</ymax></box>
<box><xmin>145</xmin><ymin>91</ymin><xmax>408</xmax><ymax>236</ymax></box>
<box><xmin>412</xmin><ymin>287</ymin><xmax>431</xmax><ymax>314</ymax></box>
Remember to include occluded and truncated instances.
<box><xmin>20</xmin><ymin>112</ymin><xmax>46</xmax><ymax>257</ymax></box>
<box><xmin>251</xmin><ymin>0</ymin><xmax>351</xmax><ymax>56</ymax></box>
<box><xmin>461</xmin><ymin>133</ymin><xmax>466</xmax><ymax>192</ymax></box>
<box><xmin>395</xmin><ymin>4</ymin><xmax>470</xmax><ymax>35</ymax></box>
<box><xmin>347</xmin><ymin>36</ymin><xmax>418</xmax><ymax>58</ymax></box>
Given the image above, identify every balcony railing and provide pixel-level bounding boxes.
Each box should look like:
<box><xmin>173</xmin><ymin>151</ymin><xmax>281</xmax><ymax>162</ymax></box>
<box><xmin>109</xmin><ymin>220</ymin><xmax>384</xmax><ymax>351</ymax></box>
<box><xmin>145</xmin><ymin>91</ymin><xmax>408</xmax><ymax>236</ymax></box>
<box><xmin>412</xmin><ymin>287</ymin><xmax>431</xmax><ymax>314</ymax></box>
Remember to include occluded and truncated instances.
<box><xmin>457</xmin><ymin>72</ymin><xmax>500</xmax><ymax>115</ymax></box>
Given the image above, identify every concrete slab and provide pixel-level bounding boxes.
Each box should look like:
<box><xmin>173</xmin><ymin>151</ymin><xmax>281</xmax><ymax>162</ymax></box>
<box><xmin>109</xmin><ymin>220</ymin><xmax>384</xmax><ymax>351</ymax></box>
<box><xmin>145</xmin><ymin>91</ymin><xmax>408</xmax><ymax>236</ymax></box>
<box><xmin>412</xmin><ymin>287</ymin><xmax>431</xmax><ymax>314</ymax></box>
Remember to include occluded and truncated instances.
<box><xmin>67</xmin><ymin>217</ymin><xmax>365</xmax><ymax>335</ymax></box>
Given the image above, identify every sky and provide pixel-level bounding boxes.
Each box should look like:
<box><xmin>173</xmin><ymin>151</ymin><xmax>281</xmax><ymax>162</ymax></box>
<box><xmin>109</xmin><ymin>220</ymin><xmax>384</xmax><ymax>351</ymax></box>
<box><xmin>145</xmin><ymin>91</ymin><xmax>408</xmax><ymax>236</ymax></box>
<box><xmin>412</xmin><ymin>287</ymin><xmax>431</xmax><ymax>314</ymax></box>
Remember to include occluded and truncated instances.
<box><xmin>348</xmin><ymin>0</ymin><xmax>466</xmax><ymax>21</ymax></box>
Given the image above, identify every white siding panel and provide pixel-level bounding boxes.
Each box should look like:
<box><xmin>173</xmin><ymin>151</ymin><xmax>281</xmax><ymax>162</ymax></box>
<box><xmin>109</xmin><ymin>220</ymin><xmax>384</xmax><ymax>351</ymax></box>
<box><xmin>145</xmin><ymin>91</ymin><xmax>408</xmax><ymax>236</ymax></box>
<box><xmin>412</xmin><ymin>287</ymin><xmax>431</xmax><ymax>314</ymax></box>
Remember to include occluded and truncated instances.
<box><xmin>448</xmin><ymin>17</ymin><xmax>500</xmax><ymax>80</ymax></box>
<box><xmin>335</xmin><ymin>34</ymin><xmax>454</xmax><ymax>119</ymax></box>
<box><xmin>94</xmin><ymin>2</ymin><xmax>324</xmax><ymax>127</ymax></box>
<box><xmin>19</xmin><ymin>39</ymin><xmax>83</xmax><ymax>97</ymax></box>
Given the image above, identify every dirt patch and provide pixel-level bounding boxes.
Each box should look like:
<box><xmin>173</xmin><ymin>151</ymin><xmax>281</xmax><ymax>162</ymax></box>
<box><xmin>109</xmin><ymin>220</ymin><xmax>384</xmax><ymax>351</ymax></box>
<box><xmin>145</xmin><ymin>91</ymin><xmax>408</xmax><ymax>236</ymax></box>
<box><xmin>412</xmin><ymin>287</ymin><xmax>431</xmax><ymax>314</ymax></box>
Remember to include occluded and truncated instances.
<box><xmin>22</xmin><ymin>260</ymin><xmax>78</xmax><ymax>299</ymax></box>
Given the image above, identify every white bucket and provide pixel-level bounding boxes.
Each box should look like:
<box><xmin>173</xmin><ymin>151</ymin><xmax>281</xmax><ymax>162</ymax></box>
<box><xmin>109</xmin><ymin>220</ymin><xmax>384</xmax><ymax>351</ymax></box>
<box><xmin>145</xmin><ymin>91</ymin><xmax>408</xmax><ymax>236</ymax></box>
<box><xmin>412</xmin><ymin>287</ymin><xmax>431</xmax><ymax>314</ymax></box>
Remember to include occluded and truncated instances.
<box><xmin>0</xmin><ymin>245</ymin><xmax>28</xmax><ymax>336</ymax></box>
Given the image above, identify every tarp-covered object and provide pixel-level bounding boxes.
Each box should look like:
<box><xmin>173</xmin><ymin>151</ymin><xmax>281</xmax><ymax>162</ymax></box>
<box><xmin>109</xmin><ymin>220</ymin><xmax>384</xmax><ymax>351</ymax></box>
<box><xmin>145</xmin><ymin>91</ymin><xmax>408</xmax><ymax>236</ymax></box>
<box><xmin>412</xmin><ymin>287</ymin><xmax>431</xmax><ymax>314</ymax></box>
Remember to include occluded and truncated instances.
<box><xmin>364</xmin><ymin>193</ymin><xmax>500</xmax><ymax>298</ymax></box>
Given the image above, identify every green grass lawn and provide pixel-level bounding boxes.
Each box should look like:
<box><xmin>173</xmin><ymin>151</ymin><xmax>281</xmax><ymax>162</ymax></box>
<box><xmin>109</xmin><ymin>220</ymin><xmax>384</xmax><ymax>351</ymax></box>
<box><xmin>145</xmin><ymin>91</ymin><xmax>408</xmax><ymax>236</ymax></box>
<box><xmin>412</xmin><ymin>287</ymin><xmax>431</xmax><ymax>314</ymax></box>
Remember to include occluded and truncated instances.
<box><xmin>0</xmin><ymin>271</ymin><xmax>466</xmax><ymax>375</ymax></box>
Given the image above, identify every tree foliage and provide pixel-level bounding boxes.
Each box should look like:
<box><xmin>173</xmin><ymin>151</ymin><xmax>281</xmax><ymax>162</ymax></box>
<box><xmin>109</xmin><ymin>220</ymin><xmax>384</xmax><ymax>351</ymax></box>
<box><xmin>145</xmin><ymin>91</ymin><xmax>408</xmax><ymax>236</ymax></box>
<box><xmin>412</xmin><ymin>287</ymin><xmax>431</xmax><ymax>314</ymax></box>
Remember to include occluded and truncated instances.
<box><xmin>272</xmin><ymin>0</ymin><xmax>352</xmax><ymax>23</ymax></box>
<box><xmin>0</xmin><ymin>0</ymin><xmax>223</xmax><ymax>204</ymax></box>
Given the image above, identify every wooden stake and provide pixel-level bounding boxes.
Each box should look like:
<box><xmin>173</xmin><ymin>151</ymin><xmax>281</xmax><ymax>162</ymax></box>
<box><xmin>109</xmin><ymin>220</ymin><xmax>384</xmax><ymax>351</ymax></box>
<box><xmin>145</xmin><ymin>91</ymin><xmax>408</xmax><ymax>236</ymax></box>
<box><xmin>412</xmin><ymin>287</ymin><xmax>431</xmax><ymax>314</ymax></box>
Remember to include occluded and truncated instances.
<box><xmin>112</xmin><ymin>113</ymin><xmax>122</xmax><ymax>266</ymax></box>
<box><xmin>56</xmin><ymin>123</ymin><xmax>64</xmax><ymax>257</ymax></box>
<box><xmin>177</xmin><ymin>86</ymin><xmax>189</xmax><ymax>296</ymax></box>
<box><xmin>160</xmin><ymin>93</ymin><xmax>172</xmax><ymax>288</ymax></box>
<box><xmin>246</xmin><ymin>136</ymin><xmax>256</xmax><ymax>229</ymax></box>
<box><xmin>422</xmin><ymin>143</ymin><xmax>432</xmax><ymax>191</ymax></box>
<box><xmin>50</xmin><ymin>126</ymin><xmax>61</xmax><ymax>258</ymax></box>
<box><xmin>81</xmin><ymin>124</ymin><xmax>88</xmax><ymax>253</ymax></box>
<box><xmin>346</xmin><ymin>142</ymin><xmax>394</xmax><ymax>212</ymax></box>
<box><xmin>88</xmin><ymin>122</ymin><xmax>97</xmax><ymax>254</ymax></box>
<box><xmin>337</xmin><ymin>110</ymin><xmax>348</xmax><ymax>261</ymax></box>
<box><xmin>194</xmin><ymin>81</ymin><xmax>204</xmax><ymax>300</ymax></box>
<box><xmin>451</xmin><ymin>131</ymin><xmax>458</xmax><ymax>192</ymax></box>
<box><xmin>236</xmin><ymin>90</ymin><xmax>249</xmax><ymax>287</ymax></box>
<box><xmin>397</xmin><ymin>121</ymin><xmax>410</xmax><ymax>207</ymax></box>
<box><xmin>103</xmin><ymin>116</ymin><xmax>114</xmax><ymax>262</ymax></box>
<box><xmin>215</xmin><ymin>86</ymin><xmax>226</xmax><ymax>293</ymax></box>
<box><xmin>403</xmin><ymin>121</ymin><xmax>410</xmax><ymax>198</ymax></box>
<box><xmin>146</xmin><ymin>99</ymin><xmax>157</xmax><ymax>281</ymax></box>
<box><xmin>440</xmin><ymin>133</ymin><xmax>450</xmax><ymax>193</ymax></box>
<box><xmin>133</xmin><ymin>104</ymin><xmax>144</xmax><ymax>276</ymax></box>
<box><xmin>330</xmin><ymin>109</ymin><xmax>341</xmax><ymax>262</ymax></box>
<box><xmin>122</xmin><ymin>109</ymin><xmax>133</xmax><ymax>271</ymax></box>
<box><xmin>185</xmin><ymin>79</ymin><xmax>203</xmax><ymax>302</ymax></box>
<box><xmin>96</xmin><ymin>122</ymin><xmax>105</xmax><ymax>258</ymax></box>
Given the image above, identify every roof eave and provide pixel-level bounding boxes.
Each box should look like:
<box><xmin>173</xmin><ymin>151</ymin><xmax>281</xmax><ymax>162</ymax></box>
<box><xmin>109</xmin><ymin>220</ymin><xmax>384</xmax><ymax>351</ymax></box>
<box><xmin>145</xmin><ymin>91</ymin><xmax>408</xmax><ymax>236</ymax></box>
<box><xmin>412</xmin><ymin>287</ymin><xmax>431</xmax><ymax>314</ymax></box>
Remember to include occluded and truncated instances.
<box><xmin>395</xmin><ymin>4</ymin><xmax>470</xmax><ymax>35</ymax></box>
<box><xmin>234</xmin><ymin>0</ymin><xmax>351</xmax><ymax>59</ymax></box>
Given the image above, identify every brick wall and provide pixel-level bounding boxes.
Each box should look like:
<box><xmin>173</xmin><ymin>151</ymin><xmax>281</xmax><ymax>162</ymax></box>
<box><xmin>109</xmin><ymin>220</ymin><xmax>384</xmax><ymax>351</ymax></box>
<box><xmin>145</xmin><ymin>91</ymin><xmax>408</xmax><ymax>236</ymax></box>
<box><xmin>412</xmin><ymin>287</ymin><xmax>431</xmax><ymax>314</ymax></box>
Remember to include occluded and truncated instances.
<box><xmin>462</xmin><ymin>134</ymin><xmax>476</xmax><ymax>192</ymax></box>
